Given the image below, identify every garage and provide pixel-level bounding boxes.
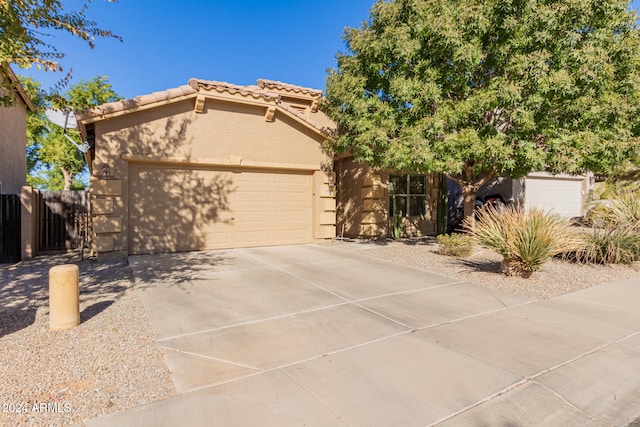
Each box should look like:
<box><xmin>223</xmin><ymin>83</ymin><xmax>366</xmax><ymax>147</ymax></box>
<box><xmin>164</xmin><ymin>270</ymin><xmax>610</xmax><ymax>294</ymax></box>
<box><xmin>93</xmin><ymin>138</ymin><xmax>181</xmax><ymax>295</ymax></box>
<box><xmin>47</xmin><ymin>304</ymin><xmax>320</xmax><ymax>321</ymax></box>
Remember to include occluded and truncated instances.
<box><xmin>77</xmin><ymin>78</ymin><xmax>336</xmax><ymax>259</ymax></box>
<box><xmin>128</xmin><ymin>165</ymin><xmax>313</xmax><ymax>255</ymax></box>
<box><xmin>524</xmin><ymin>173</ymin><xmax>586</xmax><ymax>218</ymax></box>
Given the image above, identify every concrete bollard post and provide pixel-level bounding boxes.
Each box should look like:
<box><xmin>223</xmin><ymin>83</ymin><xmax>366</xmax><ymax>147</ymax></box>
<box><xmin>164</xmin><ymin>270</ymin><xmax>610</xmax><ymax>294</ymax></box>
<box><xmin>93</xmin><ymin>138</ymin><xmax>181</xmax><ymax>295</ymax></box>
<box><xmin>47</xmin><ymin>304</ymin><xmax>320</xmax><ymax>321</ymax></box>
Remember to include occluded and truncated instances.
<box><xmin>49</xmin><ymin>264</ymin><xmax>80</xmax><ymax>331</ymax></box>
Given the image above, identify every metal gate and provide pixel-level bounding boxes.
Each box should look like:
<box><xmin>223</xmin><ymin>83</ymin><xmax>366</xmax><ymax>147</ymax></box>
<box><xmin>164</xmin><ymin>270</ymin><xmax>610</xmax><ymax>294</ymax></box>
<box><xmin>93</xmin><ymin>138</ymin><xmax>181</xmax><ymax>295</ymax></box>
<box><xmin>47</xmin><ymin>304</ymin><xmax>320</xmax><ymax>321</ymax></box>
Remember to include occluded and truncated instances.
<box><xmin>0</xmin><ymin>195</ymin><xmax>21</xmax><ymax>263</ymax></box>
<box><xmin>37</xmin><ymin>191</ymin><xmax>88</xmax><ymax>252</ymax></box>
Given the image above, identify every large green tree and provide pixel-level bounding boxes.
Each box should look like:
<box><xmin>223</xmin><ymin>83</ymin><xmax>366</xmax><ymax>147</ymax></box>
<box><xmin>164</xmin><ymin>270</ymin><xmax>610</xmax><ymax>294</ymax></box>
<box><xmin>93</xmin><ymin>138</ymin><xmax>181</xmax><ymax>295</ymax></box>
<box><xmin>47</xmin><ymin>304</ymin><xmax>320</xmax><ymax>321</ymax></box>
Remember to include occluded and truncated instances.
<box><xmin>23</xmin><ymin>75</ymin><xmax>120</xmax><ymax>190</ymax></box>
<box><xmin>0</xmin><ymin>0</ymin><xmax>120</xmax><ymax>103</ymax></box>
<box><xmin>324</xmin><ymin>0</ymin><xmax>640</xmax><ymax>220</ymax></box>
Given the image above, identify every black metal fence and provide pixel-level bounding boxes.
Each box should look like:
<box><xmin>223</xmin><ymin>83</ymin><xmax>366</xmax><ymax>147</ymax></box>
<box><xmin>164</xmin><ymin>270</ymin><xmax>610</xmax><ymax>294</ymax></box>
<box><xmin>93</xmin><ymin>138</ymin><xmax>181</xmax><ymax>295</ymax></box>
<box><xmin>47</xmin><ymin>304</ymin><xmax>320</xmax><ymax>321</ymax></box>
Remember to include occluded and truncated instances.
<box><xmin>0</xmin><ymin>195</ymin><xmax>21</xmax><ymax>263</ymax></box>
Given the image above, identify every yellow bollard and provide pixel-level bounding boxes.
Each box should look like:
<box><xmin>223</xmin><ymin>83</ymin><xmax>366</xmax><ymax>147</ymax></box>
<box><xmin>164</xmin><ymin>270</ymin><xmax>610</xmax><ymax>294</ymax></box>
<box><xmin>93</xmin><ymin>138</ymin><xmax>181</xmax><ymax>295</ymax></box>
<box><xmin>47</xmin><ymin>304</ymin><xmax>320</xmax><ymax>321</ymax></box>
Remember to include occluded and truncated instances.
<box><xmin>49</xmin><ymin>264</ymin><xmax>80</xmax><ymax>331</ymax></box>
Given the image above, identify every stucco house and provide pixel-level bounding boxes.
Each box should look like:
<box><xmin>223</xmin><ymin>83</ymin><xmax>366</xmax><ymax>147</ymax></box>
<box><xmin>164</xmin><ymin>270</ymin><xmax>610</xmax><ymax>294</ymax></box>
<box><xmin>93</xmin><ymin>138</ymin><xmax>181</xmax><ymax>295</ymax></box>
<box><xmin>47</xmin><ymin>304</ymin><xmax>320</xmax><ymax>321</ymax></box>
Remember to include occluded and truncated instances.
<box><xmin>76</xmin><ymin>78</ymin><xmax>337</xmax><ymax>258</ymax></box>
<box><xmin>0</xmin><ymin>66</ymin><xmax>36</xmax><ymax>262</ymax></box>
<box><xmin>0</xmin><ymin>66</ymin><xmax>35</xmax><ymax>195</ymax></box>
<box><xmin>76</xmin><ymin>77</ymin><xmax>593</xmax><ymax>258</ymax></box>
<box><xmin>335</xmin><ymin>159</ymin><xmax>592</xmax><ymax>240</ymax></box>
<box><xmin>335</xmin><ymin>157</ymin><xmax>442</xmax><ymax>238</ymax></box>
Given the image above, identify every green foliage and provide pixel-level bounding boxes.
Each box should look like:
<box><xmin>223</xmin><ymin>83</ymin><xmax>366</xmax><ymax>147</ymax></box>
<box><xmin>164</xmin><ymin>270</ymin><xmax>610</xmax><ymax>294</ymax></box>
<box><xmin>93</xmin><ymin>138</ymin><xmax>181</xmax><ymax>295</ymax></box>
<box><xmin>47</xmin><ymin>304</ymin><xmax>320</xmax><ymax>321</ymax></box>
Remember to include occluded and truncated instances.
<box><xmin>0</xmin><ymin>0</ymin><xmax>121</xmax><ymax>103</ymax></box>
<box><xmin>571</xmin><ymin>227</ymin><xmax>640</xmax><ymax>265</ymax></box>
<box><xmin>574</xmin><ymin>189</ymin><xmax>640</xmax><ymax>264</ymax></box>
<box><xmin>391</xmin><ymin>210</ymin><xmax>403</xmax><ymax>240</ymax></box>
<box><xmin>587</xmin><ymin>189</ymin><xmax>640</xmax><ymax>226</ymax></box>
<box><xmin>21</xmin><ymin>75</ymin><xmax>121</xmax><ymax>190</ymax></box>
<box><xmin>27</xmin><ymin>168</ymin><xmax>86</xmax><ymax>190</ymax></box>
<box><xmin>61</xmin><ymin>75</ymin><xmax>121</xmax><ymax>111</ymax></box>
<box><xmin>606</xmin><ymin>190</ymin><xmax>640</xmax><ymax>227</ymax></box>
<box><xmin>20</xmin><ymin>75</ymin><xmax>48</xmax><ymax>170</ymax></box>
<box><xmin>467</xmin><ymin>207</ymin><xmax>582</xmax><ymax>278</ymax></box>
<box><xmin>437</xmin><ymin>233</ymin><xmax>473</xmax><ymax>257</ymax></box>
<box><xmin>324</xmin><ymin>0</ymin><xmax>640</xmax><ymax>219</ymax></box>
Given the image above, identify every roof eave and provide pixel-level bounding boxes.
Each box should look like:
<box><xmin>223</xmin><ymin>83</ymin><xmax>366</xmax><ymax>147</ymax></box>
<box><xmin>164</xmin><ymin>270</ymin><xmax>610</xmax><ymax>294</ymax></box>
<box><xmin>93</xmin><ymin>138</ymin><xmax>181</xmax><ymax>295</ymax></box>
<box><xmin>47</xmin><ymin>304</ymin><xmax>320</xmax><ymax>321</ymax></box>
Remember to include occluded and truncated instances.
<box><xmin>2</xmin><ymin>65</ymin><xmax>36</xmax><ymax>112</ymax></box>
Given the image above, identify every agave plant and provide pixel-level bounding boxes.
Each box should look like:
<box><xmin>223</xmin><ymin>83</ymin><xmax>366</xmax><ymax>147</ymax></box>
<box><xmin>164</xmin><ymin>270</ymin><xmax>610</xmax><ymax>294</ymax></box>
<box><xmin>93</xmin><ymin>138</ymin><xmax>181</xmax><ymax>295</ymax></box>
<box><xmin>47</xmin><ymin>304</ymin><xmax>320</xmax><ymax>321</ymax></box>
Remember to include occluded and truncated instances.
<box><xmin>465</xmin><ymin>206</ymin><xmax>582</xmax><ymax>278</ymax></box>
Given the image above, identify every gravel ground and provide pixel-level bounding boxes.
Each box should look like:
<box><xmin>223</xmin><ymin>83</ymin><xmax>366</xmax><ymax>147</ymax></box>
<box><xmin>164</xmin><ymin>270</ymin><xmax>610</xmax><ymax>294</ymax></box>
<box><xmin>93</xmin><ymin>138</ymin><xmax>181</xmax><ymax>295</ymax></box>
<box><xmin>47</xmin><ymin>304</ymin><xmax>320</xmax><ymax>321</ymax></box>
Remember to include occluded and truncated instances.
<box><xmin>331</xmin><ymin>237</ymin><xmax>640</xmax><ymax>300</ymax></box>
<box><xmin>0</xmin><ymin>253</ymin><xmax>175</xmax><ymax>427</ymax></box>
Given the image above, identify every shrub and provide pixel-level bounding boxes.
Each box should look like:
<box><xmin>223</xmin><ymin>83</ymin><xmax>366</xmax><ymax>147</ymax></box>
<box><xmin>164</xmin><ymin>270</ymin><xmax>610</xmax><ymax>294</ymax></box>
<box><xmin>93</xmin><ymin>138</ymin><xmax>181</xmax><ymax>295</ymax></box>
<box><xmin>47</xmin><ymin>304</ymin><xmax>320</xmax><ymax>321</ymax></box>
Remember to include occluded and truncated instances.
<box><xmin>569</xmin><ymin>227</ymin><xmax>640</xmax><ymax>265</ymax></box>
<box><xmin>437</xmin><ymin>233</ymin><xmax>473</xmax><ymax>257</ymax></box>
<box><xmin>391</xmin><ymin>210</ymin><xmax>403</xmax><ymax>240</ymax></box>
<box><xmin>466</xmin><ymin>207</ymin><xmax>582</xmax><ymax>278</ymax></box>
<box><xmin>587</xmin><ymin>190</ymin><xmax>640</xmax><ymax>228</ymax></box>
<box><xmin>575</xmin><ymin>190</ymin><xmax>640</xmax><ymax>265</ymax></box>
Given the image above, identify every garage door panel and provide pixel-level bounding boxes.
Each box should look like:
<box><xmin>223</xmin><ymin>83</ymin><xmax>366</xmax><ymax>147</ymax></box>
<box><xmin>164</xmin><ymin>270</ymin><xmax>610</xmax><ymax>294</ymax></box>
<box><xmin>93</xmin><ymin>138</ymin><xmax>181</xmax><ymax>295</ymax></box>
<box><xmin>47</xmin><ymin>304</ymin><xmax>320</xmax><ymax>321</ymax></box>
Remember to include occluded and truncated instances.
<box><xmin>236</xmin><ymin>191</ymin><xmax>271</xmax><ymax>203</ymax></box>
<box><xmin>525</xmin><ymin>178</ymin><xmax>583</xmax><ymax>218</ymax></box>
<box><xmin>203</xmin><ymin>231</ymin><xmax>233</xmax><ymax>247</ymax></box>
<box><xmin>129</xmin><ymin>167</ymin><xmax>235</xmax><ymax>254</ymax></box>
<box><xmin>275</xmin><ymin>173</ymin><xmax>308</xmax><ymax>184</ymax></box>
<box><xmin>234</xmin><ymin>230</ymin><xmax>272</xmax><ymax>246</ymax></box>
<box><xmin>275</xmin><ymin>211</ymin><xmax>310</xmax><ymax>222</ymax></box>
<box><xmin>275</xmin><ymin>191</ymin><xmax>310</xmax><ymax>203</ymax></box>
<box><xmin>275</xmin><ymin>228</ymin><xmax>311</xmax><ymax>242</ymax></box>
<box><xmin>129</xmin><ymin>166</ymin><xmax>313</xmax><ymax>254</ymax></box>
<box><xmin>234</xmin><ymin>210</ymin><xmax>273</xmax><ymax>222</ymax></box>
<box><xmin>237</xmin><ymin>172</ymin><xmax>272</xmax><ymax>184</ymax></box>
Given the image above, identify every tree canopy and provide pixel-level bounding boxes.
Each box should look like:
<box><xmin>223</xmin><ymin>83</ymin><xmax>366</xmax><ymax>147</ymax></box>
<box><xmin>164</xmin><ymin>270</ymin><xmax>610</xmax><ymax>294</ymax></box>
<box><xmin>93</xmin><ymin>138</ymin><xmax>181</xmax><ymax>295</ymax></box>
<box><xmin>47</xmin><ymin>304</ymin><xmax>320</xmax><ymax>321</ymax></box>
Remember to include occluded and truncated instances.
<box><xmin>323</xmin><ymin>0</ymin><xmax>640</xmax><ymax>218</ymax></box>
<box><xmin>0</xmin><ymin>0</ymin><xmax>120</xmax><ymax>103</ymax></box>
<box><xmin>22</xmin><ymin>75</ymin><xmax>121</xmax><ymax>190</ymax></box>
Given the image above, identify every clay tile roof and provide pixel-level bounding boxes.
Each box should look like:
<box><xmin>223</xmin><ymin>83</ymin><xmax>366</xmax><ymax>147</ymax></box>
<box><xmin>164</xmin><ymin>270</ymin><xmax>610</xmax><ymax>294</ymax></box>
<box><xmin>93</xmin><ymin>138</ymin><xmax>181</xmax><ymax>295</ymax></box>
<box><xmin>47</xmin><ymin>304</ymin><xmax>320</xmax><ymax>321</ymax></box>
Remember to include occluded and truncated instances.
<box><xmin>76</xmin><ymin>84</ymin><xmax>196</xmax><ymax>121</ymax></box>
<box><xmin>276</xmin><ymin>101</ymin><xmax>334</xmax><ymax>136</ymax></box>
<box><xmin>188</xmin><ymin>78</ymin><xmax>277</xmax><ymax>102</ymax></box>
<box><xmin>257</xmin><ymin>79</ymin><xmax>322</xmax><ymax>97</ymax></box>
<box><xmin>75</xmin><ymin>78</ymin><xmax>334</xmax><ymax>139</ymax></box>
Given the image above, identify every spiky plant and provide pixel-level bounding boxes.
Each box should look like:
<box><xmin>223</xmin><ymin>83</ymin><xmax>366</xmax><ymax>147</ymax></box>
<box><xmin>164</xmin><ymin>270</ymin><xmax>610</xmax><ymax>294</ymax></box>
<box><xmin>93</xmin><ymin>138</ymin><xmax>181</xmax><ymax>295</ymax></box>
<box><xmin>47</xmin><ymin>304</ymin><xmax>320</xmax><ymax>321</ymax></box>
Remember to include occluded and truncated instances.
<box><xmin>465</xmin><ymin>207</ymin><xmax>582</xmax><ymax>278</ymax></box>
<box><xmin>588</xmin><ymin>190</ymin><xmax>640</xmax><ymax>228</ymax></box>
<box><xmin>572</xmin><ymin>227</ymin><xmax>640</xmax><ymax>265</ymax></box>
<box><xmin>391</xmin><ymin>210</ymin><xmax>403</xmax><ymax>240</ymax></box>
<box><xmin>608</xmin><ymin>190</ymin><xmax>640</xmax><ymax>228</ymax></box>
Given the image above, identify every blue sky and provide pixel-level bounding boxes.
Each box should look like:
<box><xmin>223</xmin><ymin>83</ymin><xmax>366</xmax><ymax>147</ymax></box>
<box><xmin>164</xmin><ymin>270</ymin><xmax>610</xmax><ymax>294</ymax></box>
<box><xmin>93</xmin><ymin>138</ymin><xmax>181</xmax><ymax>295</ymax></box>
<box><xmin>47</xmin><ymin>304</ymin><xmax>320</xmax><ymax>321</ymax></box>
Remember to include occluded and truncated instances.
<box><xmin>18</xmin><ymin>0</ymin><xmax>640</xmax><ymax>101</ymax></box>
<box><xmin>19</xmin><ymin>0</ymin><xmax>374</xmax><ymax>100</ymax></box>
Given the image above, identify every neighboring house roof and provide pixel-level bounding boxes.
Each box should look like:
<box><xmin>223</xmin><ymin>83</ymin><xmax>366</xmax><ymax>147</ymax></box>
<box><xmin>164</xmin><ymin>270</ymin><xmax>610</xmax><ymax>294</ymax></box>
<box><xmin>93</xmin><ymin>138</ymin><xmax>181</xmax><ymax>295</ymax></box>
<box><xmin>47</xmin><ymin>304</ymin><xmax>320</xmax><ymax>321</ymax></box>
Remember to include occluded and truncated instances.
<box><xmin>75</xmin><ymin>78</ymin><xmax>334</xmax><ymax>138</ymax></box>
<box><xmin>1</xmin><ymin>65</ymin><xmax>36</xmax><ymax>112</ymax></box>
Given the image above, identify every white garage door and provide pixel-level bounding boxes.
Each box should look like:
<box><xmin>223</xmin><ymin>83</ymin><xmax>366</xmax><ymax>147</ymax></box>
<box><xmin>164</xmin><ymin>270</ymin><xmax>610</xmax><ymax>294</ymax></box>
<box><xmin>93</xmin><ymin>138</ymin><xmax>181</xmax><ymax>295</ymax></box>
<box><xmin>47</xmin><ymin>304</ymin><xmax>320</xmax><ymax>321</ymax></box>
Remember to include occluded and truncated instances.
<box><xmin>128</xmin><ymin>165</ymin><xmax>313</xmax><ymax>254</ymax></box>
<box><xmin>525</xmin><ymin>176</ymin><xmax>584</xmax><ymax>218</ymax></box>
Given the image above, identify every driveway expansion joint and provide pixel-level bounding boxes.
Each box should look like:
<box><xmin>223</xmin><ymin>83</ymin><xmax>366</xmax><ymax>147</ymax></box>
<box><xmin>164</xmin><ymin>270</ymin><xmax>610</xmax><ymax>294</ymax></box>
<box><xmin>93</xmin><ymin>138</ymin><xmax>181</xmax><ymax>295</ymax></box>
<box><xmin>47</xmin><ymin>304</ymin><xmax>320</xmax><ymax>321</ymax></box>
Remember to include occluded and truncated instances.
<box><xmin>426</xmin><ymin>377</ymin><xmax>532</xmax><ymax>426</ymax></box>
<box><xmin>532</xmin><ymin>381</ymin><xmax>611</xmax><ymax>427</ymax></box>
<box><xmin>110</xmin><ymin>245</ymin><xmax>640</xmax><ymax>427</ymax></box>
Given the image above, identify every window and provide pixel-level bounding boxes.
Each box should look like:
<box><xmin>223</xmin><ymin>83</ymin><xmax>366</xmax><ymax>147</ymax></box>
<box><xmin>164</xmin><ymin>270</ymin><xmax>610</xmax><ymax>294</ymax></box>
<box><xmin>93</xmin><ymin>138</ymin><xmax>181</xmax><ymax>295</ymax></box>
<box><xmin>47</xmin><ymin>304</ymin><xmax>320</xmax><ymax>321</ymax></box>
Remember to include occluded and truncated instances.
<box><xmin>389</xmin><ymin>175</ymin><xmax>427</xmax><ymax>217</ymax></box>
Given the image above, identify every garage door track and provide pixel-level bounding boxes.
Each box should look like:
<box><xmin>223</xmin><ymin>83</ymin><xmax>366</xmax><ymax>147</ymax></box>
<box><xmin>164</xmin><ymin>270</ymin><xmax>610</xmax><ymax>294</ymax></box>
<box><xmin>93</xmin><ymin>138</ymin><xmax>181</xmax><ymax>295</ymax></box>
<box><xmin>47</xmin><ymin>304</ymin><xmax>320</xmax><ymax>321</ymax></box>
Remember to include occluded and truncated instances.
<box><xmin>85</xmin><ymin>244</ymin><xmax>640</xmax><ymax>426</ymax></box>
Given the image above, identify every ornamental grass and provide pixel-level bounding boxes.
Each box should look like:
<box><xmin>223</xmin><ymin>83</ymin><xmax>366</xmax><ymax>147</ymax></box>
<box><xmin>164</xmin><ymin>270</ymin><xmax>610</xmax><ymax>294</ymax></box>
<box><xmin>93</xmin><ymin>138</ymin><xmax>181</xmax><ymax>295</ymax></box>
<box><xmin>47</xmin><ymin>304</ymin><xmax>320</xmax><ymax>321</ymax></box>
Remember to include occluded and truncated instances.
<box><xmin>572</xmin><ymin>190</ymin><xmax>640</xmax><ymax>265</ymax></box>
<box><xmin>570</xmin><ymin>227</ymin><xmax>640</xmax><ymax>265</ymax></box>
<box><xmin>465</xmin><ymin>206</ymin><xmax>582</xmax><ymax>278</ymax></box>
<box><xmin>589</xmin><ymin>190</ymin><xmax>640</xmax><ymax>229</ymax></box>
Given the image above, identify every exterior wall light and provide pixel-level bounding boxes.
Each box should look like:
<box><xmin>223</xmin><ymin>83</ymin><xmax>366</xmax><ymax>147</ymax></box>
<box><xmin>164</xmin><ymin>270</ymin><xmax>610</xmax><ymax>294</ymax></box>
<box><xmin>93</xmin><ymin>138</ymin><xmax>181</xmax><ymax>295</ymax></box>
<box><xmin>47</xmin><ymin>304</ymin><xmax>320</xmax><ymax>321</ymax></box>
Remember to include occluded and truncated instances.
<box><xmin>327</xmin><ymin>171</ymin><xmax>336</xmax><ymax>193</ymax></box>
<box><xmin>327</xmin><ymin>171</ymin><xmax>335</xmax><ymax>186</ymax></box>
<box><xmin>101</xmin><ymin>164</ymin><xmax>111</xmax><ymax>179</ymax></box>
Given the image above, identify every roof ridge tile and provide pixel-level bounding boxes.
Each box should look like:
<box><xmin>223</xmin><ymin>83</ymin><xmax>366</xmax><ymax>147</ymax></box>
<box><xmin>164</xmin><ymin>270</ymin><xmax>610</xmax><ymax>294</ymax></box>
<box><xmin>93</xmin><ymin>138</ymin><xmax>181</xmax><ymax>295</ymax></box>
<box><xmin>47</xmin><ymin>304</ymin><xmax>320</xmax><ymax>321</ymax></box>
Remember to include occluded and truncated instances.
<box><xmin>257</xmin><ymin>79</ymin><xmax>322</xmax><ymax>97</ymax></box>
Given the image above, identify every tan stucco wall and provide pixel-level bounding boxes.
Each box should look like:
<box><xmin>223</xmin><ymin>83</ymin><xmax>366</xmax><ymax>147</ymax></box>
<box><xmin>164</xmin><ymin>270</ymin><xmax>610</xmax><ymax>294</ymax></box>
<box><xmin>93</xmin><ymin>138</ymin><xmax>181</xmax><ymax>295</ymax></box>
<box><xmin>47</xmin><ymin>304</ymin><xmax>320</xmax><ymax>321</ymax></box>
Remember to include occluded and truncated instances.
<box><xmin>336</xmin><ymin>157</ymin><xmax>438</xmax><ymax>239</ymax></box>
<box><xmin>20</xmin><ymin>185</ymin><xmax>37</xmax><ymax>259</ymax></box>
<box><xmin>0</xmin><ymin>103</ymin><xmax>27</xmax><ymax>195</ymax></box>
<box><xmin>89</xmin><ymin>97</ymin><xmax>335</xmax><ymax>257</ymax></box>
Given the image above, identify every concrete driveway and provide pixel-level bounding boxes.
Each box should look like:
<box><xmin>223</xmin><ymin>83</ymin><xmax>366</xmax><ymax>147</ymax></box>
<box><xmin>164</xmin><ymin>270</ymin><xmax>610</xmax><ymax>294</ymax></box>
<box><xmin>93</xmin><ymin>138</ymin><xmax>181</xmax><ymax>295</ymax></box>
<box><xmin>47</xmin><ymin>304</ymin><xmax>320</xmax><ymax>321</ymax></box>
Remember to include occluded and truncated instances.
<box><xmin>87</xmin><ymin>244</ymin><xmax>640</xmax><ymax>426</ymax></box>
